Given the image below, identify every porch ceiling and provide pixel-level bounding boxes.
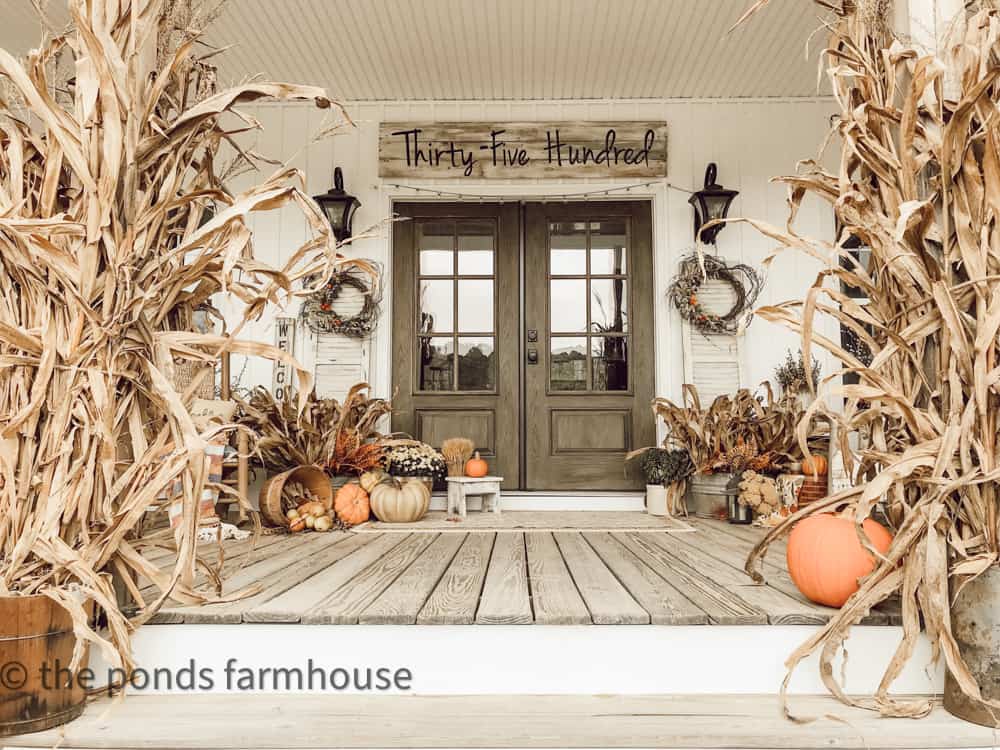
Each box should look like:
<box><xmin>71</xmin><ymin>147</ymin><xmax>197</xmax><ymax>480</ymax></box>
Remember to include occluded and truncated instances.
<box><xmin>2</xmin><ymin>0</ymin><xmax>829</xmax><ymax>100</ymax></box>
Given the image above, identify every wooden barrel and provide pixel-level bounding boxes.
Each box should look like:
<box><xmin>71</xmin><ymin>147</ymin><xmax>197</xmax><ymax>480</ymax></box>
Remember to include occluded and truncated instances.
<box><xmin>259</xmin><ymin>465</ymin><xmax>334</xmax><ymax>527</ymax></box>
<box><xmin>0</xmin><ymin>595</ymin><xmax>88</xmax><ymax>736</ymax></box>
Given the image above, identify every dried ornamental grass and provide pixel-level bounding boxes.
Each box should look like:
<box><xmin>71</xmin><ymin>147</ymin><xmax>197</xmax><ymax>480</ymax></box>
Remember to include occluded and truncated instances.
<box><xmin>0</xmin><ymin>0</ymin><xmax>347</xmax><ymax>677</ymax></box>
<box><xmin>734</xmin><ymin>0</ymin><xmax>1000</xmax><ymax>720</ymax></box>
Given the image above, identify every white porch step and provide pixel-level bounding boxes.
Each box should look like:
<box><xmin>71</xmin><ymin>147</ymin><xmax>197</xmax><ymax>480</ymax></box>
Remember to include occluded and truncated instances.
<box><xmin>91</xmin><ymin>622</ymin><xmax>943</xmax><ymax>697</ymax></box>
<box><xmin>3</xmin><ymin>692</ymin><xmax>989</xmax><ymax>749</ymax></box>
<box><xmin>429</xmin><ymin>491</ymin><xmax>645</xmax><ymax>511</ymax></box>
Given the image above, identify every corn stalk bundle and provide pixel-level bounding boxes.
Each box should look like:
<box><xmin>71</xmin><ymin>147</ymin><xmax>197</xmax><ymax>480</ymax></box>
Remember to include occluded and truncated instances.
<box><xmin>0</xmin><ymin>0</ymin><xmax>346</xmax><ymax>676</ymax></box>
<box><xmin>734</xmin><ymin>0</ymin><xmax>1000</xmax><ymax>720</ymax></box>
<box><xmin>652</xmin><ymin>384</ymin><xmax>807</xmax><ymax>474</ymax></box>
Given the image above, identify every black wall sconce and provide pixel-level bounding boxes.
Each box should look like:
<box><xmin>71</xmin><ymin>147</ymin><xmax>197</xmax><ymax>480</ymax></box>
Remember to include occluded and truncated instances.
<box><xmin>689</xmin><ymin>163</ymin><xmax>738</xmax><ymax>245</ymax></box>
<box><xmin>313</xmin><ymin>167</ymin><xmax>361</xmax><ymax>242</ymax></box>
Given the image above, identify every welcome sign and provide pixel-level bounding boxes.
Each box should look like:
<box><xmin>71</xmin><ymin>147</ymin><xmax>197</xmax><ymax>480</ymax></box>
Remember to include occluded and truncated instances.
<box><xmin>378</xmin><ymin>122</ymin><xmax>668</xmax><ymax>179</ymax></box>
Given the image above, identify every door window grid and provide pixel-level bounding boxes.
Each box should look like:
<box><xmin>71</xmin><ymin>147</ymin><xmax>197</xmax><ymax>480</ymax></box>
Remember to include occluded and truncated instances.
<box><xmin>417</xmin><ymin>220</ymin><xmax>497</xmax><ymax>392</ymax></box>
<box><xmin>549</xmin><ymin>220</ymin><xmax>630</xmax><ymax>392</ymax></box>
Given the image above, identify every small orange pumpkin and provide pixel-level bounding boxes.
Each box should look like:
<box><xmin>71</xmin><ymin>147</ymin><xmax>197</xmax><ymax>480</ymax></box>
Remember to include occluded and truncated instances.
<box><xmin>333</xmin><ymin>482</ymin><xmax>370</xmax><ymax>526</ymax></box>
<box><xmin>465</xmin><ymin>451</ymin><xmax>488</xmax><ymax>478</ymax></box>
<box><xmin>787</xmin><ymin>513</ymin><xmax>892</xmax><ymax>607</ymax></box>
<box><xmin>801</xmin><ymin>454</ymin><xmax>828</xmax><ymax>477</ymax></box>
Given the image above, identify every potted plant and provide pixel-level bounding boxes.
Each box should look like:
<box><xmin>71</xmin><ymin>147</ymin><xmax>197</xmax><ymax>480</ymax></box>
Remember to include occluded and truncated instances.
<box><xmin>773</xmin><ymin>349</ymin><xmax>821</xmax><ymax>408</ymax></box>
<box><xmin>637</xmin><ymin>448</ymin><xmax>694</xmax><ymax>516</ymax></box>
<box><xmin>0</xmin><ymin>1</ymin><xmax>347</xmax><ymax>732</ymax></box>
<box><xmin>383</xmin><ymin>443</ymin><xmax>447</xmax><ymax>493</ymax></box>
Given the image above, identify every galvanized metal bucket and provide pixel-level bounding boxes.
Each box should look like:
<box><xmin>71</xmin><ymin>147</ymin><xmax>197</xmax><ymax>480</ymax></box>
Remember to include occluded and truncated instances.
<box><xmin>944</xmin><ymin>564</ymin><xmax>1000</xmax><ymax>727</ymax></box>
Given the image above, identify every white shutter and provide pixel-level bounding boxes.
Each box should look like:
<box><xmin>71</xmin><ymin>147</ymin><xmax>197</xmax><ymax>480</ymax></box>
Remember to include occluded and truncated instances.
<box><xmin>313</xmin><ymin>335</ymin><xmax>367</xmax><ymax>401</ymax></box>
<box><xmin>681</xmin><ymin>274</ymin><xmax>743</xmax><ymax>403</ymax></box>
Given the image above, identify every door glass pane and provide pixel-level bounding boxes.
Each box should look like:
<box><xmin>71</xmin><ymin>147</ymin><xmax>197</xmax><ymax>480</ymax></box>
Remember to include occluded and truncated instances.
<box><xmin>458</xmin><ymin>337</ymin><xmax>495</xmax><ymax>390</ymax></box>
<box><xmin>419</xmin><ymin>280</ymin><xmax>453</xmax><ymax>333</ymax></box>
<box><xmin>550</xmin><ymin>279</ymin><xmax>587</xmax><ymax>332</ymax></box>
<box><xmin>457</xmin><ymin>279</ymin><xmax>494</xmax><ymax>332</ymax></box>
<box><xmin>419</xmin><ymin>337</ymin><xmax>454</xmax><ymax>391</ymax></box>
<box><xmin>592</xmin><ymin>336</ymin><xmax>628</xmax><ymax>391</ymax></box>
<box><xmin>590</xmin><ymin>220</ymin><xmax>628</xmax><ymax>275</ymax></box>
<box><xmin>550</xmin><ymin>222</ymin><xmax>587</xmax><ymax>275</ymax></box>
<box><xmin>419</xmin><ymin>222</ymin><xmax>454</xmax><ymax>275</ymax></box>
<box><xmin>458</xmin><ymin>222</ymin><xmax>494</xmax><ymax>275</ymax></box>
<box><xmin>550</xmin><ymin>337</ymin><xmax>588</xmax><ymax>391</ymax></box>
<box><xmin>591</xmin><ymin>279</ymin><xmax>627</xmax><ymax>333</ymax></box>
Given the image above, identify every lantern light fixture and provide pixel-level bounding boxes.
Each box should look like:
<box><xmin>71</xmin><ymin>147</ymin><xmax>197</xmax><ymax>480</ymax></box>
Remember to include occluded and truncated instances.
<box><xmin>689</xmin><ymin>163</ymin><xmax>739</xmax><ymax>245</ymax></box>
<box><xmin>313</xmin><ymin>167</ymin><xmax>361</xmax><ymax>242</ymax></box>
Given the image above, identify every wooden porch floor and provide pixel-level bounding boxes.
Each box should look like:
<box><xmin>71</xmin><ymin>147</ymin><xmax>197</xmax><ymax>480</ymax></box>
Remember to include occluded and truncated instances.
<box><xmin>146</xmin><ymin>516</ymin><xmax>900</xmax><ymax>626</ymax></box>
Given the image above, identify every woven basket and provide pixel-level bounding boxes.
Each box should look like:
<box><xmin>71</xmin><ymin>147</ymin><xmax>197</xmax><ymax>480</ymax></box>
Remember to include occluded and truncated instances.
<box><xmin>259</xmin><ymin>465</ymin><xmax>333</xmax><ymax>528</ymax></box>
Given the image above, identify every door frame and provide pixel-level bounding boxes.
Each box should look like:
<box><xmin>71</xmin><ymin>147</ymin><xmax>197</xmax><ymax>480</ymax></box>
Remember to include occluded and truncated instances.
<box><xmin>387</xmin><ymin>196</ymin><xmax>660</xmax><ymax>491</ymax></box>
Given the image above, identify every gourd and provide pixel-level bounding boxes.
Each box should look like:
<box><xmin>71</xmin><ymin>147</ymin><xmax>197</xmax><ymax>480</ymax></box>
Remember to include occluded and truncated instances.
<box><xmin>360</xmin><ymin>469</ymin><xmax>390</xmax><ymax>494</ymax></box>
<box><xmin>801</xmin><ymin>454</ymin><xmax>828</xmax><ymax>477</ymax></box>
<box><xmin>465</xmin><ymin>451</ymin><xmax>488</xmax><ymax>478</ymax></box>
<box><xmin>370</xmin><ymin>477</ymin><xmax>431</xmax><ymax>523</ymax></box>
<box><xmin>786</xmin><ymin>513</ymin><xmax>892</xmax><ymax>607</ymax></box>
<box><xmin>333</xmin><ymin>482</ymin><xmax>370</xmax><ymax>526</ymax></box>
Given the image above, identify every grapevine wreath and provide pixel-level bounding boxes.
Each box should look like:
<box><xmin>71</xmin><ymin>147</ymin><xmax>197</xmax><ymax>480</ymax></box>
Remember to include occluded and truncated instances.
<box><xmin>301</xmin><ymin>267</ymin><xmax>382</xmax><ymax>338</ymax></box>
<box><xmin>668</xmin><ymin>252</ymin><xmax>763</xmax><ymax>335</ymax></box>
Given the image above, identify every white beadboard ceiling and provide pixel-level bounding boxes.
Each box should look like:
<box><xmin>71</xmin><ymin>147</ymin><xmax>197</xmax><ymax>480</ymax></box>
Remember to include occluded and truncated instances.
<box><xmin>2</xmin><ymin>0</ymin><xmax>829</xmax><ymax>100</ymax></box>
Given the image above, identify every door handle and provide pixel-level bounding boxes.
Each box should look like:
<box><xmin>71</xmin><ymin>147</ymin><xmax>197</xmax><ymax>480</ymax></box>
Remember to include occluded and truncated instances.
<box><xmin>527</xmin><ymin>349</ymin><xmax>539</xmax><ymax>364</ymax></box>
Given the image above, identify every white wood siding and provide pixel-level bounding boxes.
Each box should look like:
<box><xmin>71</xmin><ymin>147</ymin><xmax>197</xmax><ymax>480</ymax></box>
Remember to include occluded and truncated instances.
<box><xmin>224</xmin><ymin>98</ymin><xmax>839</xmax><ymax>425</ymax></box>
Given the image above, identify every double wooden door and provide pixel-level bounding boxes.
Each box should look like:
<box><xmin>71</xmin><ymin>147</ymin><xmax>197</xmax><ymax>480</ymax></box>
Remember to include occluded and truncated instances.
<box><xmin>392</xmin><ymin>201</ymin><xmax>654</xmax><ymax>491</ymax></box>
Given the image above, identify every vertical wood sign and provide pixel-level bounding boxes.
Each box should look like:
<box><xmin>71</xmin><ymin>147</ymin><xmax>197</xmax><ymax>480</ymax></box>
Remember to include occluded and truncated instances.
<box><xmin>379</xmin><ymin>122</ymin><xmax>668</xmax><ymax>179</ymax></box>
<box><xmin>272</xmin><ymin>317</ymin><xmax>296</xmax><ymax>404</ymax></box>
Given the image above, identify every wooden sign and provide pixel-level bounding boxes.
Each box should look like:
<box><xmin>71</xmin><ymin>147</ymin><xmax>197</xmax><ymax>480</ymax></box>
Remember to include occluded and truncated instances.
<box><xmin>379</xmin><ymin>122</ymin><xmax>667</xmax><ymax>179</ymax></box>
<box><xmin>271</xmin><ymin>317</ymin><xmax>296</xmax><ymax>404</ymax></box>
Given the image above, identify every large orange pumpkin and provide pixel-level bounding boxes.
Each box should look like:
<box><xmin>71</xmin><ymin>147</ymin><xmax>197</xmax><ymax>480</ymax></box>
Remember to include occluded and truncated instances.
<box><xmin>800</xmin><ymin>454</ymin><xmax>828</xmax><ymax>477</ymax></box>
<box><xmin>334</xmin><ymin>482</ymin><xmax>370</xmax><ymax>526</ymax></box>
<box><xmin>787</xmin><ymin>513</ymin><xmax>892</xmax><ymax>607</ymax></box>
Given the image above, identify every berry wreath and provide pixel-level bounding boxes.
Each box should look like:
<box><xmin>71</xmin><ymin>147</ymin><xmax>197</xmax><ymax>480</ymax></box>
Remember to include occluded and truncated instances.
<box><xmin>301</xmin><ymin>269</ymin><xmax>381</xmax><ymax>338</ymax></box>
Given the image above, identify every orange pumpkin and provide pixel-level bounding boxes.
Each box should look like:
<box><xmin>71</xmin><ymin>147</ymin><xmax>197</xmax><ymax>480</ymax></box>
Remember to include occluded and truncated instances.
<box><xmin>801</xmin><ymin>454</ymin><xmax>828</xmax><ymax>477</ymax></box>
<box><xmin>465</xmin><ymin>451</ymin><xmax>489</xmax><ymax>478</ymax></box>
<box><xmin>333</xmin><ymin>482</ymin><xmax>370</xmax><ymax>526</ymax></box>
<box><xmin>787</xmin><ymin>513</ymin><xmax>892</xmax><ymax>607</ymax></box>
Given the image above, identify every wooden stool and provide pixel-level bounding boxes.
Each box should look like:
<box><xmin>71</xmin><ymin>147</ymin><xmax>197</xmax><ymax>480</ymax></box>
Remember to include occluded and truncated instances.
<box><xmin>445</xmin><ymin>476</ymin><xmax>503</xmax><ymax>518</ymax></box>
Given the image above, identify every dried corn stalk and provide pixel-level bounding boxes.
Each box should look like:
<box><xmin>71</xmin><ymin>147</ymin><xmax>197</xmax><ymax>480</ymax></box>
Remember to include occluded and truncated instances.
<box><xmin>735</xmin><ymin>0</ymin><xmax>1000</xmax><ymax>720</ymax></box>
<box><xmin>0</xmin><ymin>0</ymin><xmax>347</xmax><ymax>675</ymax></box>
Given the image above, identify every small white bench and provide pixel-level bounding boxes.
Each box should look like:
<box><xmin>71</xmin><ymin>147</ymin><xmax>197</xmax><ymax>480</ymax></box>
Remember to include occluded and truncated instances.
<box><xmin>445</xmin><ymin>476</ymin><xmax>503</xmax><ymax>518</ymax></box>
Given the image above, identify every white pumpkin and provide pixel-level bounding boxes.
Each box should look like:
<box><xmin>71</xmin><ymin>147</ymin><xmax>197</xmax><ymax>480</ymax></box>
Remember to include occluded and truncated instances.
<box><xmin>370</xmin><ymin>478</ymin><xmax>431</xmax><ymax>522</ymax></box>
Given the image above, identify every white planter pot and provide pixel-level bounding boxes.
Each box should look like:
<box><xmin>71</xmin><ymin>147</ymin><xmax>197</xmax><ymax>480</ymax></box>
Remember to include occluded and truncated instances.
<box><xmin>645</xmin><ymin>485</ymin><xmax>668</xmax><ymax>516</ymax></box>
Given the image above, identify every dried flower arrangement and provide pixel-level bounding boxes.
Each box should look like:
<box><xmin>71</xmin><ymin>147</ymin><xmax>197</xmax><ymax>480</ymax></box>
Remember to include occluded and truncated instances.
<box><xmin>237</xmin><ymin>383</ymin><xmax>391</xmax><ymax>476</ymax></box>
<box><xmin>0</xmin><ymin>0</ymin><xmax>349</xmax><ymax>675</ymax></box>
<box><xmin>774</xmin><ymin>349</ymin><xmax>821</xmax><ymax>394</ymax></box>
<box><xmin>441</xmin><ymin>438</ymin><xmax>475</xmax><ymax>477</ymax></box>
<box><xmin>652</xmin><ymin>385</ymin><xmax>808</xmax><ymax>476</ymax></box>
<box><xmin>735</xmin><ymin>0</ymin><xmax>1000</xmax><ymax>720</ymax></box>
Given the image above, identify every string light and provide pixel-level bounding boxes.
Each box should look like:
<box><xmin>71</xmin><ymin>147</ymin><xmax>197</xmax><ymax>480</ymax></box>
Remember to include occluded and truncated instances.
<box><xmin>383</xmin><ymin>179</ymin><xmax>694</xmax><ymax>202</ymax></box>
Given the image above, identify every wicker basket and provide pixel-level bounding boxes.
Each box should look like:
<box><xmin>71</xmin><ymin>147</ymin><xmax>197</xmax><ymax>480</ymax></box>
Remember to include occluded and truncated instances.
<box><xmin>259</xmin><ymin>465</ymin><xmax>333</xmax><ymax>528</ymax></box>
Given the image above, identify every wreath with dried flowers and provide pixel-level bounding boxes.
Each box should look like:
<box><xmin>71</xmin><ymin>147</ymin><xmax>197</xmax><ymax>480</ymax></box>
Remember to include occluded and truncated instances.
<box><xmin>301</xmin><ymin>268</ymin><xmax>382</xmax><ymax>338</ymax></box>
<box><xmin>668</xmin><ymin>252</ymin><xmax>763</xmax><ymax>335</ymax></box>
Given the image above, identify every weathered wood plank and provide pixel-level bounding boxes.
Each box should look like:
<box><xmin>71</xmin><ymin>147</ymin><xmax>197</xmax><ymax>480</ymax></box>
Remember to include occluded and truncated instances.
<box><xmin>418</xmin><ymin>532</ymin><xmax>494</xmax><ymax>624</ymax></box>
<box><xmin>525</xmin><ymin>532</ymin><xmax>590</xmax><ymax>625</ymax></box>
<box><xmin>553</xmin><ymin>532</ymin><xmax>648</xmax><ymax>624</ymax></box>
<box><xmin>245</xmin><ymin>534</ymin><xmax>404</xmax><ymax>623</ymax></box>
<box><xmin>614</xmin><ymin>532</ymin><xmax>766</xmax><ymax>625</ymax></box>
<box><xmin>476</xmin><ymin>532</ymin><xmax>532</xmax><ymax>624</ymax></box>
<box><xmin>7</xmin><ymin>693</ymin><xmax>993</xmax><ymax>750</ymax></box>
<box><xmin>653</xmin><ymin>530</ymin><xmax>830</xmax><ymax>625</ymax></box>
<box><xmin>359</xmin><ymin>533</ymin><xmax>467</xmax><ymax>624</ymax></box>
<box><xmin>306</xmin><ymin>533</ymin><xmax>440</xmax><ymax>624</ymax></box>
<box><xmin>151</xmin><ymin>533</ymin><xmax>337</xmax><ymax>624</ymax></box>
<box><xmin>582</xmin><ymin>532</ymin><xmax>708</xmax><ymax>625</ymax></box>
